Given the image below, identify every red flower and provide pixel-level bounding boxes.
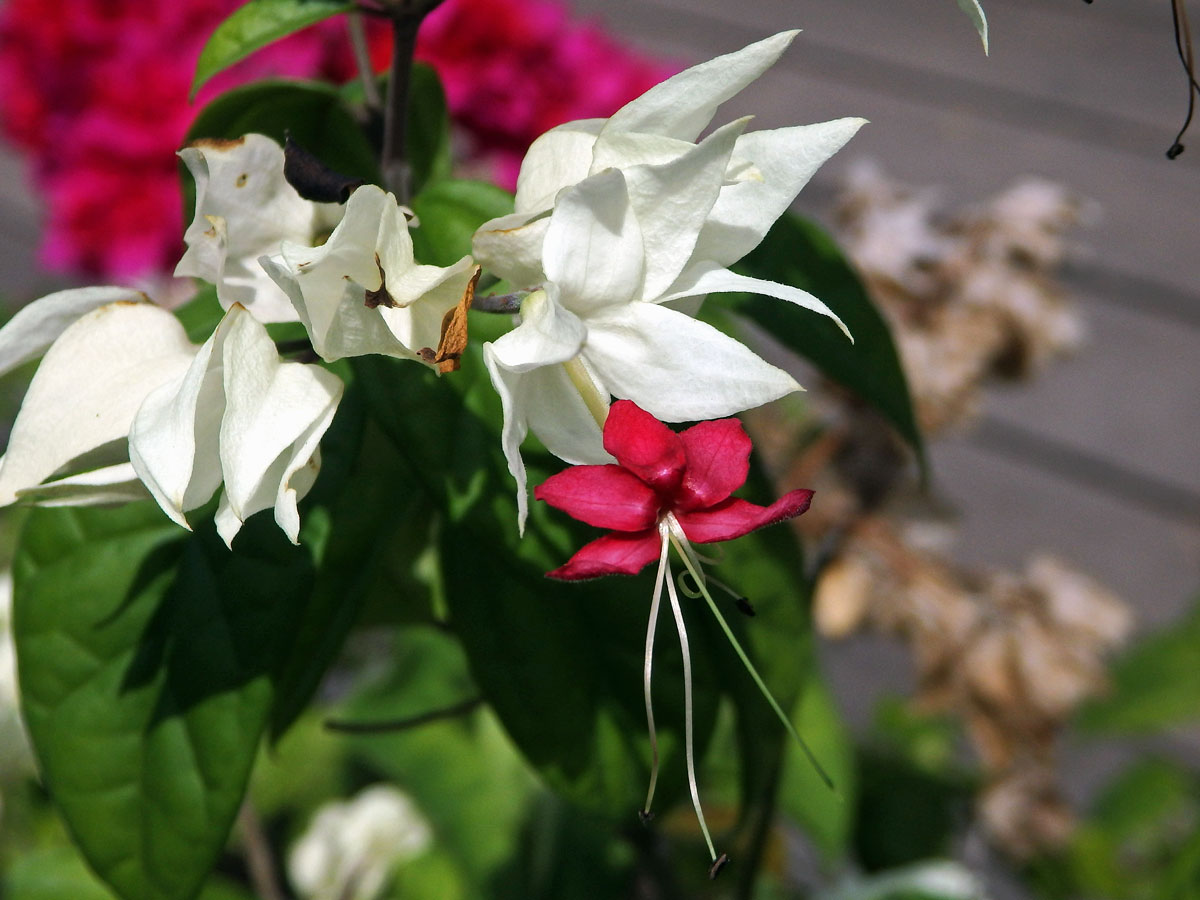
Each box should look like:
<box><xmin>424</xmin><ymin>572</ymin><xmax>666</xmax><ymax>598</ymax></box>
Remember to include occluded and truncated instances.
<box><xmin>535</xmin><ymin>401</ymin><xmax>825</xmax><ymax>874</ymax></box>
<box><xmin>535</xmin><ymin>400</ymin><xmax>812</xmax><ymax>580</ymax></box>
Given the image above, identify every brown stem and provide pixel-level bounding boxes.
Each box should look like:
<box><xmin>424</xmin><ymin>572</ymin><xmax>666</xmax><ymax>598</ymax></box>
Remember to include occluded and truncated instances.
<box><xmin>324</xmin><ymin>696</ymin><xmax>483</xmax><ymax>733</ymax></box>
<box><xmin>238</xmin><ymin>801</ymin><xmax>287</xmax><ymax>900</ymax></box>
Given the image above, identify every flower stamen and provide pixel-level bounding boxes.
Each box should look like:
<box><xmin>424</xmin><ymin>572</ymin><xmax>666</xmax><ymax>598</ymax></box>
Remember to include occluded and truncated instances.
<box><xmin>641</xmin><ymin>525</ymin><xmax>670</xmax><ymax>819</ymax></box>
<box><xmin>663</xmin><ymin>537</ymin><xmax>719</xmax><ymax>863</ymax></box>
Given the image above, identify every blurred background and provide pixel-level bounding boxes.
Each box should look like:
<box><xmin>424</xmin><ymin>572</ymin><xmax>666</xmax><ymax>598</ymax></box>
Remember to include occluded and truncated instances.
<box><xmin>0</xmin><ymin>0</ymin><xmax>1196</xmax><ymax>897</ymax></box>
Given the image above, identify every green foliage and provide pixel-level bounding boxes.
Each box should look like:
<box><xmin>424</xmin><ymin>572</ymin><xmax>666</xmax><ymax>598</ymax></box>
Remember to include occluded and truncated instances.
<box><xmin>1077</xmin><ymin>596</ymin><xmax>1200</xmax><ymax>734</ymax></box>
<box><xmin>722</xmin><ymin>211</ymin><xmax>925</xmax><ymax>468</ymax></box>
<box><xmin>4</xmin><ymin>846</ymin><xmax>256</xmax><ymax>900</ymax></box>
<box><xmin>192</xmin><ymin>0</ymin><xmax>354</xmax><ymax>97</ymax></box>
<box><xmin>340</xmin><ymin>626</ymin><xmax>539</xmax><ymax>890</ymax></box>
<box><xmin>1028</xmin><ymin>758</ymin><xmax>1200</xmax><ymax>900</ymax></box>
<box><xmin>185</xmin><ymin>80</ymin><xmax>380</xmax><ymax>186</ymax></box>
<box><xmin>172</xmin><ymin>285</ymin><xmax>224</xmax><ymax>342</ymax></box>
<box><xmin>404</xmin><ymin>64</ymin><xmax>454</xmax><ymax>195</ymax></box>
<box><xmin>778</xmin><ymin>675</ymin><xmax>857</xmax><ymax>861</ymax></box>
<box><xmin>851</xmin><ymin>702</ymin><xmax>972</xmax><ymax>872</ymax></box>
<box><xmin>954</xmin><ymin>0</ymin><xmax>989</xmax><ymax>54</ymax></box>
<box><xmin>12</xmin><ymin>504</ymin><xmax>313</xmax><ymax>900</ymax></box>
<box><xmin>410</xmin><ymin>179</ymin><xmax>515</xmax><ymax>267</ymax></box>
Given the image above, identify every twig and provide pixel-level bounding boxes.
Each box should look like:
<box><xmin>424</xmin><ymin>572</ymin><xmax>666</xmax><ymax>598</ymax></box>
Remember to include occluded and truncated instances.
<box><xmin>379</xmin><ymin>11</ymin><xmax>421</xmax><ymax>201</ymax></box>
<box><xmin>324</xmin><ymin>696</ymin><xmax>483</xmax><ymax>733</ymax></box>
<box><xmin>346</xmin><ymin>11</ymin><xmax>383</xmax><ymax>114</ymax></box>
<box><xmin>1167</xmin><ymin>0</ymin><xmax>1199</xmax><ymax>157</ymax></box>
<box><xmin>238</xmin><ymin>801</ymin><xmax>287</xmax><ymax>900</ymax></box>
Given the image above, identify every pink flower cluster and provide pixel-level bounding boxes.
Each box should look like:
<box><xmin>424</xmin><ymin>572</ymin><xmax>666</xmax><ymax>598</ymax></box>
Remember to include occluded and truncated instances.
<box><xmin>0</xmin><ymin>0</ymin><xmax>673</xmax><ymax>281</ymax></box>
<box><xmin>415</xmin><ymin>0</ymin><xmax>675</xmax><ymax>188</ymax></box>
<box><xmin>0</xmin><ymin>0</ymin><xmax>348</xmax><ymax>279</ymax></box>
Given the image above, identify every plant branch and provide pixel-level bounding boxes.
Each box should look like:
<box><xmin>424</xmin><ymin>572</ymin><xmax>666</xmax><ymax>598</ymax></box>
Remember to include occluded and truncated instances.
<box><xmin>1168</xmin><ymin>0</ymin><xmax>1199</xmax><ymax>157</ymax></box>
<box><xmin>346</xmin><ymin>11</ymin><xmax>382</xmax><ymax>114</ymax></box>
<box><xmin>324</xmin><ymin>696</ymin><xmax>483</xmax><ymax>733</ymax></box>
<box><xmin>238</xmin><ymin>801</ymin><xmax>286</xmax><ymax>900</ymax></box>
<box><xmin>380</xmin><ymin>10</ymin><xmax>421</xmax><ymax>201</ymax></box>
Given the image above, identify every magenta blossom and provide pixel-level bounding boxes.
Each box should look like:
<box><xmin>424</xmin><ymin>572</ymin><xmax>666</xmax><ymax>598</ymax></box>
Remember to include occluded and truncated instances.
<box><xmin>536</xmin><ymin>400</ymin><xmax>812</xmax><ymax>580</ymax></box>
<box><xmin>535</xmin><ymin>400</ymin><xmax>817</xmax><ymax>876</ymax></box>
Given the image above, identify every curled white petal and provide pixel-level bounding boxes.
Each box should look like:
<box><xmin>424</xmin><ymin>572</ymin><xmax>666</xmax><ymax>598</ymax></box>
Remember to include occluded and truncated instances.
<box><xmin>263</xmin><ymin>185</ymin><xmax>475</xmax><ymax>363</ymax></box>
<box><xmin>176</xmin><ymin>133</ymin><xmax>339</xmax><ymax>323</ymax></box>
<box><xmin>0</xmin><ymin>301</ymin><xmax>196</xmax><ymax>507</ymax></box>
<box><xmin>0</xmin><ymin>286</ymin><xmax>149</xmax><ymax>378</ymax></box>
<box><xmin>129</xmin><ymin>305</ymin><xmax>342</xmax><ymax>546</ymax></box>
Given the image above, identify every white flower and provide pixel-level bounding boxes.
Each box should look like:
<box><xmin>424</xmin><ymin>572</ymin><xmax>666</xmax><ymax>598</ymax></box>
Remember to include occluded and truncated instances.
<box><xmin>0</xmin><ymin>289</ymin><xmax>342</xmax><ymax>546</ymax></box>
<box><xmin>472</xmin><ymin>32</ymin><xmax>863</xmax><ymax>527</ymax></box>
<box><xmin>129</xmin><ymin>304</ymin><xmax>343</xmax><ymax>547</ymax></box>
<box><xmin>484</xmin><ymin>140</ymin><xmax>854</xmax><ymax>530</ymax></box>
<box><xmin>260</xmin><ymin>184</ymin><xmax>478</xmax><ymax>366</ymax></box>
<box><xmin>177</xmin><ymin>134</ymin><xmax>341</xmax><ymax>323</ymax></box>
<box><xmin>473</xmin><ymin>30</ymin><xmax>865</xmax><ymax>290</ymax></box>
<box><xmin>0</xmin><ymin>289</ymin><xmax>197</xmax><ymax>507</ymax></box>
<box><xmin>288</xmin><ymin>785</ymin><xmax>432</xmax><ymax>900</ymax></box>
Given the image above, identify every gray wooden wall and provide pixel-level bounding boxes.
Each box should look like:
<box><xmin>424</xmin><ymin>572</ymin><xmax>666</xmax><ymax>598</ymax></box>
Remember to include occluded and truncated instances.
<box><xmin>567</xmin><ymin>0</ymin><xmax>1199</xmax><ymax>621</ymax></box>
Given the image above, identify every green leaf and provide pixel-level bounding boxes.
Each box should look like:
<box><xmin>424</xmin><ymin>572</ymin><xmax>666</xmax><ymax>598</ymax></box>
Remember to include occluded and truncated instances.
<box><xmin>185</xmin><ymin>80</ymin><xmax>380</xmax><ymax>187</ymax></box>
<box><xmin>13</xmin><ymin>504</ymin><xmax>315</xmax><ymax>900</ymax></box>
<box><xmin>954</xmin><ymin>0</ymin><xmax>989</xmax><ymax>55</ymax></box>
<box><xmin>342</xmin><ymin>626</ymin><xmax>536</xmax><ymax>884</ymax></box>
<box><xmin>4</xmin><ymin>847</ymin><xmax>255</xmax><ymax>900</ymax></box>
<box><xmin>722</xmin><ymin>212</ymin><xmax>925</xmax><ymax>467</ymax></box>
<box><xmin>192</xmin><ymin>0</ymin><xmax>354</xmax><ymax>97</ymax></box>
<box><xmin>406</xmin><ymin>64</ymin><xmax>453</xmax><ymax>196</ymax></box>
<box><xmin>1077</xmin><ymin>597</ymin><xmax>1200</xmax><ymax>734</ymax></box>
<box><xmin>354</xmin><ymin>351</ymin><xmax>723</xmax><ymax>818</ymax></box>
<box><xmin>778</xmin><ymin>675</ymin><xmax>857</xmax><ymax>861</ymax></box>
<box><xmin>410</xmin><ymin>179</ymin><xmax>515</xmax><ymax>267</ymax></box>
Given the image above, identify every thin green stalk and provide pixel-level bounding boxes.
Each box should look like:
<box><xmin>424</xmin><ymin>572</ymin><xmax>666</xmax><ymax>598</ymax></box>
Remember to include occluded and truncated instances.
<box><xmin>668</xmin><ymin>529</ymin><xmax>837</xmax><ymax>794</ymax></box>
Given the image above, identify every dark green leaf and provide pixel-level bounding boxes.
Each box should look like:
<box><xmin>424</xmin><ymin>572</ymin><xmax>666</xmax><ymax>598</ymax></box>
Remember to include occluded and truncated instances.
<box><xmin>192</xmin><ymin>0</ymin><xmax>354</xmax><ymax>97</ymax></box>
<box><xmin>268</xmin><ymin>378</ymin><xmax>441</xmax><ymax>738</ymax></box>
<box><xmin>13</xmin><ymin>504</ymin><xmax>314</xmax><ymax>900</ymax></box>
<box><xmin>343</xmin><ymin>626</ymin><xmax>536</xmax><ymax>884</ymax></box>
<box><xmin>406</xmin><ymin>64</ymin><xmax>453</xmax><ymax>197</ymax></box>
<box><xmin>1077</xmin><ymin>597</ymin><xmax>1200</xmax><ymax>734</ymax></box>
<box><xmin>185</xmin><ymin>80</ymin><xmax>380</xmax><ymax>188</ymax></box>
<box><xmin>722</xmin><ymin>212</ymin><xmax>924</xmax><ymax>466</ymax></box>
<box><xmin>410</xmin><ymin>179</ymin><xmax>515</xmax><ymax>267</ymax></box>
<box><xmin>354</xmin><ymin>350</ymin><xmax>722</xmax><ymax>818</ymax></box>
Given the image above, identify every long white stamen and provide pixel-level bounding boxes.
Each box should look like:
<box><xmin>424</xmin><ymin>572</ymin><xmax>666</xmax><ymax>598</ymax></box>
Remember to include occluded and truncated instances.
<box><xmin>666</xmin><ymin>515</ymin><xmax>837</xmax><ymax>792</ymax></box>
<box><xmin>641</xmin><ymin>528</ymin><xmax>671</xmax><ymax>817</ymax></box>
<box><xmin>664</xmin><ymin>544</ymin><xmax>718</xmax><ymax>862</ymax></box>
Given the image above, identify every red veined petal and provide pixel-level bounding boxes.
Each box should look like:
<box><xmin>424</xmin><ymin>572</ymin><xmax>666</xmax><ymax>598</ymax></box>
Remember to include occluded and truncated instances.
<box><xmin>535</xmin><ymin>464</ymin><xmax>660</xmax><ymax>531</ymax></box>
<box><xmin>546</xmin><ymin>529</ymin><xmax>663</xmax><ymax>580</ymax></box>
<box><xmin>676</xmin><ymin>417</ymin><xmax>751</xmax><ymax>511</ymax></box>
<box><xmin>675</xmin><ymin>489</ymin><xmax>814</xmax><ymax>543</ymax></box>
<box><xmin>602</xmin><ymin>399</ymin><xmax>685</xmax><ymax>493</ymax></box>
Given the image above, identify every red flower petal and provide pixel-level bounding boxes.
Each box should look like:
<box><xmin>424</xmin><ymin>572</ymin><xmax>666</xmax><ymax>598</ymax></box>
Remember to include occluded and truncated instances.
<box><xmin>674</xmin><ymin>489</ymin><xmax>814</xmax><ymax>543</ymax></box>
<box><xmin>535</xmin><ymin>464</ymin><xmax>660</xmax><ymax>531</ymax></box>
<box><xmin>602</xmin><ymin>399</ymin><xmax>685</xmax><ymax>493</ymax></box>
<box><xmin>546</xmin><ymin>529</ymin><xmax>662</xmax><ymax>580</ymax></box>
<box><xmin>676</xmin><ymin>417</ymin><xmax>751</xmax><ymax>511</ymax></box>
